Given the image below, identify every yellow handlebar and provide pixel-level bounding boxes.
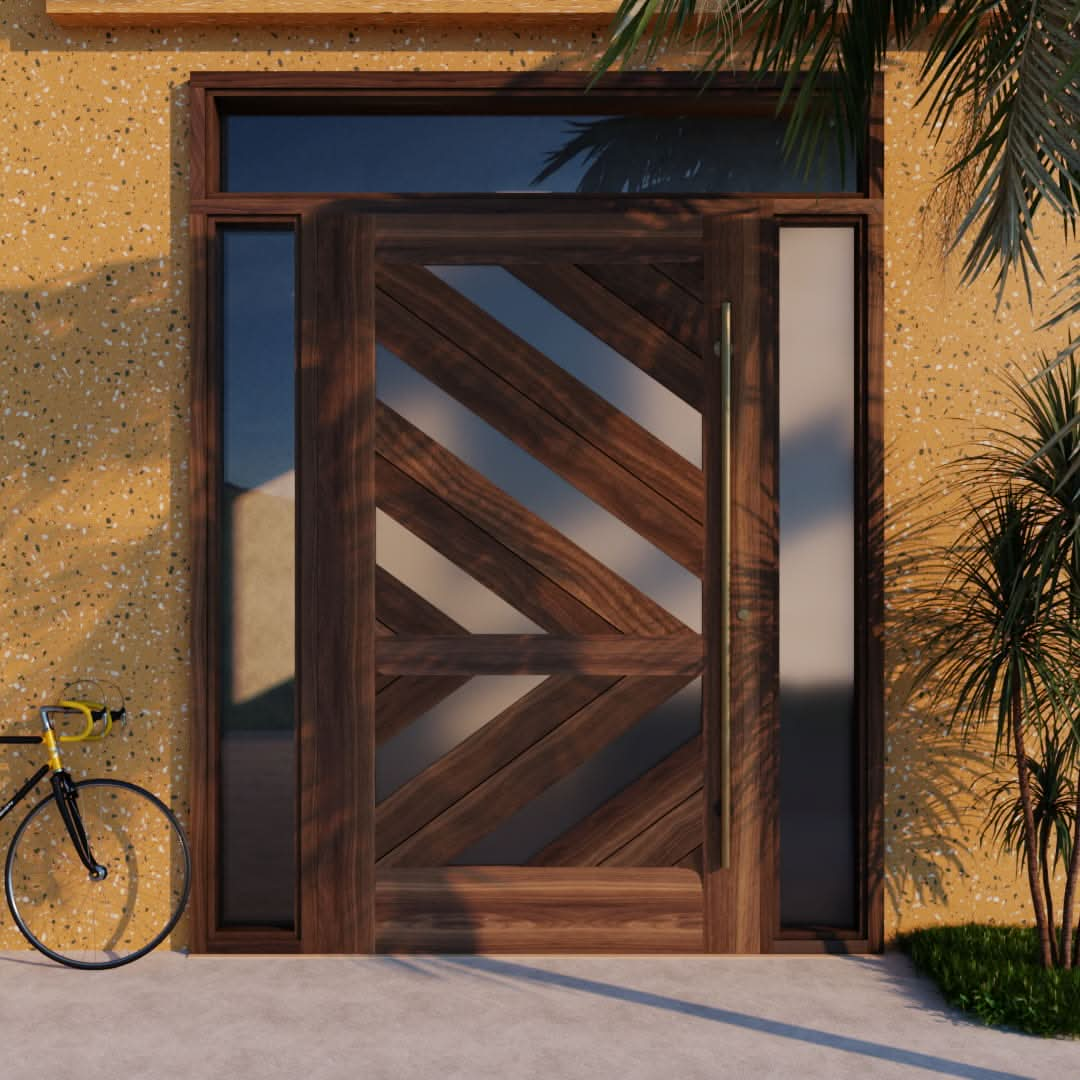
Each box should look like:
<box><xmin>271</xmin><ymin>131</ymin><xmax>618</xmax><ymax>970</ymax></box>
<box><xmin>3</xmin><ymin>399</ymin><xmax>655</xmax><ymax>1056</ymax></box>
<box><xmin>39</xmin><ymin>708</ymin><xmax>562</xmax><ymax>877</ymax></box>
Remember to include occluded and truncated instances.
<box><xmin>56</xmin><ymin>699</ymin><xmax>113</xmax><ymax>743</ymax></box>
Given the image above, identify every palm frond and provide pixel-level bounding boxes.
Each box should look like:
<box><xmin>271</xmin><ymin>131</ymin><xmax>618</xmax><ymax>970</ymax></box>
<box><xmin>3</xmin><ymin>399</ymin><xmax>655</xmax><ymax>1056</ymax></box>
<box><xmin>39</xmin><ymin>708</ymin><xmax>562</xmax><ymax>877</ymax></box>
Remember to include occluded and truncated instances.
<box><xmin>920</xmin><ymin>0</ymin><xmax>1080</xmax><ymax>304</ymax></box>
<box><xmin>918</xmin><ymin>489</ymin><xmax>1075</xmax><ymax>751</ymax></box>
<box><xmin>983</xmin><ymin>726</ymin><xmax>1077</xmax><ymax>871</ymax></box>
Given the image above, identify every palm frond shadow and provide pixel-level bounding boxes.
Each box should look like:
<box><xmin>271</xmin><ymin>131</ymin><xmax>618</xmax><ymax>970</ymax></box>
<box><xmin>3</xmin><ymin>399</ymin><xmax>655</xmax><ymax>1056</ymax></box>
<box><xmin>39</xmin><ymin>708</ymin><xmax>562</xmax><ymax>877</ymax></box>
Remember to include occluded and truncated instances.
<box><xmin>879</xmin><ymin>451</ymin><xmax>992</xmax><ymax>922</ymax></box>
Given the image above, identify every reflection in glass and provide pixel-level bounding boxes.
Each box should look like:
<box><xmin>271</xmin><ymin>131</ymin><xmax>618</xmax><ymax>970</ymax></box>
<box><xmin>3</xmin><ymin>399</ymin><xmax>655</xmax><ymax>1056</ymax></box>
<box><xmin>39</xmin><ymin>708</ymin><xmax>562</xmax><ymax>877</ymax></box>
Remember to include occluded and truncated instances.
<box><xmin>220</xmin><ymin>228</ymin><xmax>296</xmax><ymax>928</ymax></box>
<box><xmin>429</xmin><ymin>265</ymin><xmax>701</xmax><ymax>465</ymax></box>
<box><xmin>452</xmin><ymin>678</ymin><xmax>701</xmax><ymax>865</ymax></box>
<box><xmin>377</xmin><ymin>346</ymin><xmax>701</xmax><ymax>631</ymax></box>
<box><xmin>376</xmin><ymin>676</ymin><xmax>548</xmax><ymax>803</ymax></box>
<box><xmin>225</xmin><ymin>113</ymin><xmax>856</xmax><ymax>194</ymax></box>
<box><xmin>778</xmin><ymin>227</ymin><xmax>857</xmax><ymax>929</ymax></box>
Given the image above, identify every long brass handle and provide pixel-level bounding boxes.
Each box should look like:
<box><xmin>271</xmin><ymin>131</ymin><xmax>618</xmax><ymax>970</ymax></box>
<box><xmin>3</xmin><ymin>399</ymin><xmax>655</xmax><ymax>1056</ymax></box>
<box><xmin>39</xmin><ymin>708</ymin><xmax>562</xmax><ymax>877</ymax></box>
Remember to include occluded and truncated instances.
<box><xmin>718</xmin><ymin>301</ymin><xmax>732</xmax><ymax>870</ymax></box>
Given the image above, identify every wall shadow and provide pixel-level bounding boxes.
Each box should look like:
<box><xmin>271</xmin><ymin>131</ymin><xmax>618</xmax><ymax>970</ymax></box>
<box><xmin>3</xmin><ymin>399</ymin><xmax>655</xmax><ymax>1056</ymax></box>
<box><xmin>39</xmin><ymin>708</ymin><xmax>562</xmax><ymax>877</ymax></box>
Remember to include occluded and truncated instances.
<box><xmin>0</xmin><ymin>252</ymin><xmax>194</xmax><ymax>949</ymax></box>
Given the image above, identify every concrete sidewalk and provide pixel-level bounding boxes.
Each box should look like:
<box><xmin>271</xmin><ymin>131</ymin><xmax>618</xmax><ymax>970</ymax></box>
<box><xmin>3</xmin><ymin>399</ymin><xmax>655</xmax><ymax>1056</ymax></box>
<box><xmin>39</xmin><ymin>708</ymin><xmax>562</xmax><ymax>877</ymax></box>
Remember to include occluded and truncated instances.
<box><xmin>0</xmin><ymin>950</ymin><xmax>1075</xmax><ymax>1079</ymax></box>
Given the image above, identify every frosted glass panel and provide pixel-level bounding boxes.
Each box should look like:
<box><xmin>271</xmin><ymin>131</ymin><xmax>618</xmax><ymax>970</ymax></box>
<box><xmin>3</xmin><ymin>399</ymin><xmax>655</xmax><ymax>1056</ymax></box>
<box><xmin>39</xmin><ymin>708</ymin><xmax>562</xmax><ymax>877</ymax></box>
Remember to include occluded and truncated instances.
<box><xmin>220</xmin><ymin>227</ymin><xmax>296</xmax><ymax>929</ymax></box>
<box><xmin>778</xmin><ymin>226</ymin><xmax>857</xmax><ymax>928</ymax></box>
<box><xmin>429</xmin><ymin>265</ymin><xmax>701</xmax><ymax>466</ymax></box>
<box><xmin>453</xmin><ymin>678</ymin><xmax>701</xmax><ymax>865</ymax></box>
<box><xmin>377</xmin><ymin>676</ymin><xmax>547</xmax><ymax>802</ymax></box>
<box><xmin>377</xmin><ymin>345</ymin><xmax>701</xmax><ymax>631</ymax></box>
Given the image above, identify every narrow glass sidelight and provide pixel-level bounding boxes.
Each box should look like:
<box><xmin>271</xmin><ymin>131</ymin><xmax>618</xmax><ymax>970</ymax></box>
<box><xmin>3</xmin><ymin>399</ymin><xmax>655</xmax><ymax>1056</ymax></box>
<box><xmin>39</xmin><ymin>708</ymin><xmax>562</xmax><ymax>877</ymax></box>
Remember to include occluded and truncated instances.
<box><xmin>219</xmin><ymin>227</ymin><xmax>297</xmax><ymax>929</ymax></box>
<box><xmin>778</xmin><ymin>226</ymin><xmax>858</xmax><ymax>929</ymax></box>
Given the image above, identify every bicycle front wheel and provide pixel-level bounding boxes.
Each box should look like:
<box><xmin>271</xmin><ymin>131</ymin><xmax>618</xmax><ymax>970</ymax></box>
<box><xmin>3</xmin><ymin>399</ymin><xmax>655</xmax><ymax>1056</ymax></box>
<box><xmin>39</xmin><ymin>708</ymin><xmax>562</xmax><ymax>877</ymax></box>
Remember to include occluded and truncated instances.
<box><xmin>5</xmin><ymin>778</ymin><xmax>190</xmax><ymax>970</ymax></box>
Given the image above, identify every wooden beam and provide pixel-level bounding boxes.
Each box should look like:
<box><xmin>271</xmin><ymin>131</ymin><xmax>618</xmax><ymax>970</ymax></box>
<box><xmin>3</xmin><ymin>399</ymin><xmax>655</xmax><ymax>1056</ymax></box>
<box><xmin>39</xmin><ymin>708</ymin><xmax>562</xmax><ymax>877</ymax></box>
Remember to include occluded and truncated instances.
<box><xmin>375</xmin><ymin>284</ymin><xmax>704</xmax><ymax>574</ymax></box>
<box><xmin>378</xmin><ymin>675</ymin><xmax>693</xmax><ymax>866</ymax></box>
<box><xmin>376</xmin><ymin>868</ymin><xmax>704</xmax><ymax>953</ymax></box>
<box><xmin>309</xmin><ymin>208</ymin><xmax>377</xmax><ymax>953</ymax></box>
<box><xmin>529</xmin><ymin>735</ymin><xmax>702</xmax><ymax>866</ymax></box>
<box><xmin>375</xmin><ymin>674</ymin><xmax>615</xmax><ymax>858</ymax></box>
<box><xmin>48</xmin><ymin>1</ymin><xmax>622</xmax><ymax>26</ymax></box>
<box><xmin>376</xmin><ymin>635</ymin><xmax>704</xmax><ymax>676</ymax></box>
<box><xmin>377</xmin><ymin>404</ymin><xmax>691</xmax><ymax>636</ymax></box>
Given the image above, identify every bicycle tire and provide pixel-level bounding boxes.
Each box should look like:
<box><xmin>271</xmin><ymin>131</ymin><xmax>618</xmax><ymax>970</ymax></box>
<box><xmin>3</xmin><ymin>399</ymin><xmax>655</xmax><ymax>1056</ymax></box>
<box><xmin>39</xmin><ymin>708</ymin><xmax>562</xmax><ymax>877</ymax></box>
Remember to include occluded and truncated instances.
<box><xmin>5</xmin><ymin>778</ymin><xmax>190</xmax><ymax>970</ymax></box>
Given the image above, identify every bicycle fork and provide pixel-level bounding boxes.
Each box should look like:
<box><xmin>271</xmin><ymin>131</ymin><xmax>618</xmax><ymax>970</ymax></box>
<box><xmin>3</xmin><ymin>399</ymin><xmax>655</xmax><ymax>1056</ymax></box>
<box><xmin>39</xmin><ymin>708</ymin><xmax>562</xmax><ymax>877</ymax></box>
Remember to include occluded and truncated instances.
<box><xmin>41</xmin><ymin>711</ymin><xmax>108</xmax><ymax>881</ymax></box>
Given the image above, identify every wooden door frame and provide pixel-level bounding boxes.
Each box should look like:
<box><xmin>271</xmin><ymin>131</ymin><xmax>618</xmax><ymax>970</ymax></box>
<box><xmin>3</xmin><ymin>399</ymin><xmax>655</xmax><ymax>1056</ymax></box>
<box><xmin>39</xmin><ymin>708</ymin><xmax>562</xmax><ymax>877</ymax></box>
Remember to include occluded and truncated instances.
<box><xmin>189</xmin><ymin>72</ymin><xmax>884</xmax><ymax>956</ymax></box>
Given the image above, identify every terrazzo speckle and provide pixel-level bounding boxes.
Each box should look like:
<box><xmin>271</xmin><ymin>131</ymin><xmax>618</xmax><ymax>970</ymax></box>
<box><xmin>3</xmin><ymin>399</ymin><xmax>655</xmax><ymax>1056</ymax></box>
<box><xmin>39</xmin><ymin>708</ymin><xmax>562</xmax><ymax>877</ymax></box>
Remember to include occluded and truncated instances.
<box><xmin>1</xmin><ymin>1</ymin><xmax>1078</xmax><ymax>948</ymax></box>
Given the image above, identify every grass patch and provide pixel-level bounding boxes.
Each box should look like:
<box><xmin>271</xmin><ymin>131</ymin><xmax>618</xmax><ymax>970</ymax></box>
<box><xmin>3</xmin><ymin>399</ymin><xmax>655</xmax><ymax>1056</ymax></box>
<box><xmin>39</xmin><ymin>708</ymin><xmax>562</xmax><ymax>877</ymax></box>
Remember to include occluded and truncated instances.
<box><xmin>898</xmin><ymin>924</ymin><xmax>1080</xmax><ymax>1038</ymax></box>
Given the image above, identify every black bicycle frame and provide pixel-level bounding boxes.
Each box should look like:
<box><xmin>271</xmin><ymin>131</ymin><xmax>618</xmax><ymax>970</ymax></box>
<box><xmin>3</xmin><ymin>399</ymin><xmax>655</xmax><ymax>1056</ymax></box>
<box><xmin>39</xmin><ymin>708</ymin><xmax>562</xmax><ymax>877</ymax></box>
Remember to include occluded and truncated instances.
<box><xmin>0</xmin><ymin>737</ymin><xmax>104</xmax><ymax>875</ymax></box>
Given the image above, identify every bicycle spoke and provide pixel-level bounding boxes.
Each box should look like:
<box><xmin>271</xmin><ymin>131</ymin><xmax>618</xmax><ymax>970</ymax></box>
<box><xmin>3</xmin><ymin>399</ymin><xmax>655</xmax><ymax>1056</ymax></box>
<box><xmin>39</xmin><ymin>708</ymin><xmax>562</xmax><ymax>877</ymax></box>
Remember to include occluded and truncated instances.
<box><xmin>5</xmin><ymin>779</ymin><xmax>189</xmax><ymax>970</ymax></box>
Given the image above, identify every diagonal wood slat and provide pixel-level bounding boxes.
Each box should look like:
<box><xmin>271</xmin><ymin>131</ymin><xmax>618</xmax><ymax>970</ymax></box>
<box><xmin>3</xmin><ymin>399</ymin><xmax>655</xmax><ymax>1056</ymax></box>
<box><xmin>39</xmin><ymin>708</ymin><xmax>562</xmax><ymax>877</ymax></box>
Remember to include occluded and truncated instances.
<box><xmin>376</xmin><ymin>674</ymin><xmax>472</xmax><ymax>746</ymax></box>
<box><xmin>375</xmin><ymin>290</ymin><xmax>702</xmax><ymax>574</ymax></box>
<box><xmin>653</xmin><ymin>260</ymin><xmax>705</xmax><ymax>303</ymax></box>
<box><xmin>376</xmin><ymin>566</ymin><xmax>468</xmax><ymax>636</ymax></box>
<box><xmin>602</xmin><ymin>789</ymin><xmax>704</xmax><ymax>868</ymax></box>
<box><xmin>528</xmin><ymin>734</ymin><xmax>703</xmax><ymax>866</ymax></box>
<box><xmin>378</xmin><ymin>674</ymin><xmax>695</xmax><ymax>867</ymax></box>
<box><xmin>375</xmin><ymin>674</ymin><xmax>615</xmax><ymax>858</ymax></box>
<box><xmin>377</xmin><ymin>456</ymin><xmax>614</xmax><ymax>634</ymax></box>
<box><xmin>380</xmin><ymin>263</ymin><xmax>703</xmax><ymax>523</ymax></box>
<box><xmin>377</xmin><ymin>404</ymin><xmax>690</xmax><ymax>636</ymax></box>
<box><xmin>509</xmin><ymin>263</ymin><xmax>705</xmax><ymax>411</ymax></box>
<box><xmin>675</xmin><ymin>847</ymin><xmax>704</xmax><ymax>874</ymax></box>
<box><xmin>577</xmin><ymin>262</ymin><xmax>706</xmax><ymax>359</ymax></box>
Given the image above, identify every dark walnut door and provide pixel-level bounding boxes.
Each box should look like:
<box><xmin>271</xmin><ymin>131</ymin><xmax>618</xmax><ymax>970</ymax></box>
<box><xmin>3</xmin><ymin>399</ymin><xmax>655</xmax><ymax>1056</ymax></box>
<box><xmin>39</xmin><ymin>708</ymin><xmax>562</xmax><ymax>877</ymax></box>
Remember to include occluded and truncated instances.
<box><xmin>310</xmin><ymin>209</ymin><xmax>771</xmax><ymax>953</ymax></box>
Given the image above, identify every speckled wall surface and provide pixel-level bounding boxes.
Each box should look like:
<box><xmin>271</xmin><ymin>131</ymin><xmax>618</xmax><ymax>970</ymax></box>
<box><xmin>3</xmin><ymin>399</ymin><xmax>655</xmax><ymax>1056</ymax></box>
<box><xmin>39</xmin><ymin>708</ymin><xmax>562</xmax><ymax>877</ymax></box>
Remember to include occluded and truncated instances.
<box><xmin>0</xmin><ymin>1</ymin><xmax>1076</xmax><ymax>949</ymax></box>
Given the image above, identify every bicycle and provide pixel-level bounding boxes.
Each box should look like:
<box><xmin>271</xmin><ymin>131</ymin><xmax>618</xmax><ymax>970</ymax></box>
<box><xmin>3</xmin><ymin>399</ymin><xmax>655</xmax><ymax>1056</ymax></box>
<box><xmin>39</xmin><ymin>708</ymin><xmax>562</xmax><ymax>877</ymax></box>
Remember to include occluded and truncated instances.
<box><xmin>0</xmin><ymin>682</ymin><xmax>190</xmax><ymax>970</ymax></box>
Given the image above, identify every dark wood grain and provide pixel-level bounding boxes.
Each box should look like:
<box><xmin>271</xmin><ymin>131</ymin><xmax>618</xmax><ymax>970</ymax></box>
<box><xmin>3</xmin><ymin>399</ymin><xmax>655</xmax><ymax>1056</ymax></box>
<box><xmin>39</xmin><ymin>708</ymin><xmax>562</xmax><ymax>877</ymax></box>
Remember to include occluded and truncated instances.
<box><xmin>193</xmin><ymin>194</ymin><xmax>885</xmax><ymax>218</ymax></box>
<box><xmin>375</xmin><ymin>867</ymin><xmax>704</xmax><ymax>953</ymax></box>
<box><xmin>376</xmin><ymin>404</ymin><xmax>690</xmax><ymax>635</ymax></box>
<box><xmin>675</xmin><ymin>847</ymin><xmax>704</xmax><ymax>874</ymax></box>
<box><xmin>378</xmin><ymin>675</ymin><xmax>694</xmax><ymax>867</ymax></box>
<box><xmin>375</xmin><ymin>675</ymin><xmax>471</xmax><ymax>745</ymax></box>
<box><xmin>579</xmin><ymin>261</ymin><xmax>707</xmax><ymax>355</ymax></box>
<box><xmin>311</xmin><ymin>208</ymin><xmax>376</xmax><ymax>953</ymax></box>
<box><xmin>375</xmin><ymin>675</ymin><xmax>615</xmax><ymax>858</ymax></box>
<box><xmin>375</xmin><ymin>288</ymin><xmax>704</xmax><ymax>574</ymax></box>
<box><xmin>653</xmin><ymin>260</ymin><xmax>705</xmax><ymax>303</ymax></box>
<box><xmin>379</xmin><ymin>263</ymin><xmax>705</xmax><ymax>524</ymax></box>
<box><xmin>508</xmin><ymin>263</ymin><xmax>705</xmax><ymax>410</ymax></box>
<box><xmin>703</xmin><ymin>206</ymin><xmax>774</xmax><ymax>954</ymax></box>
<box><xmin>529</xmin><ymin>735</ymin><xmax>703</xmax><ymax>866</ymax></box>
<box><xmin>377</xmin><ymin>213</ymin><xmax>704</xmax><ymax>263</ymax></box>
<box><xmin>862</xmin><ymin>211</ymin><xmax>885</xmax><ymax>951</ymax></box>
<box><xmin>603</xmin><ymin>790</ymin><xmax>704</xmax><ymax>867</ymax></box>
<box><xmin>375</xmin><ymin>635</ymin><xmax>703</xmax><ymax>676</ymax></box>
<box><xmin>297</xmin><ymin>206</ymin><xmax>320</xmax><ymax>952</ymax></box>
<box><xmin>188</xmin><ymin>209</ymin><xmax>213</xmax><ymax>954</ymax></box>
<box><xmin>189</xmin><ymin>84</ymin><xmax>208</xmax><ymax>204</ymax></box>
<box><xmin>375</xmin><ymin>566</ymin><xmax>468</xmax><ymax>636</ymax></box>
<box><xmin>376</xmin><ymin>456</ymin><xmax>614</xmax><ymax>634</ymax></box>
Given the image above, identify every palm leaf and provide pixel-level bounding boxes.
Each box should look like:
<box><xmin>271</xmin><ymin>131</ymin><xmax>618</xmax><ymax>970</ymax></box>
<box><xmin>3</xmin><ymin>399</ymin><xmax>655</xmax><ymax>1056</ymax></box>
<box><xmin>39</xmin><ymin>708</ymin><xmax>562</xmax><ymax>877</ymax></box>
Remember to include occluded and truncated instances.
<box><xmin>919</xmin><ymin>0</ymin><xmax>1080</xmax><ymax>304</ymax></box>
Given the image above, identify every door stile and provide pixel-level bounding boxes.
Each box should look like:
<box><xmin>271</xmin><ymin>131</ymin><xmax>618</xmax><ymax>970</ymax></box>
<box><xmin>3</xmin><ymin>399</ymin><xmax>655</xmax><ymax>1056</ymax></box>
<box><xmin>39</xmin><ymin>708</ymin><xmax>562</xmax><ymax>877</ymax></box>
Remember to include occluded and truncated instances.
<box><xmin>703</xmin><ymin>208</ymin><xmax>776</xmax><ymax>953</ymax></box>
<box><xmin>309</xmin><ymin>207</ymin><xmax>377</xmax><ymax>953</ymax></box>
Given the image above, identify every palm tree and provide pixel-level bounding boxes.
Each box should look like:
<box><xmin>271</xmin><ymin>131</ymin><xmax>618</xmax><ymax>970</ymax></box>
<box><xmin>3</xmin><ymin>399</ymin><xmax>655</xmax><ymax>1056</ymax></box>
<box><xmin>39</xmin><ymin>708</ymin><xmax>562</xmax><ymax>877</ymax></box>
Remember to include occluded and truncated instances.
<box><xmin>984</xmin><ymin>724</ymin><xmax>1076</xmax><ymax>966</ymax></box>
<box><xmin>919</xmin><ymin>489</ymin><xmax>1072</xmax><ymax>968</ymax></box>
<box><xmin>597</xmin><ymin>1</ymin><xmax>1079</xmax><ymax>315</ymax></box>
<box><xmin>980</xmin><ymin>356</ymin><xmax>1080</xmax><ymax>966</ymax></box>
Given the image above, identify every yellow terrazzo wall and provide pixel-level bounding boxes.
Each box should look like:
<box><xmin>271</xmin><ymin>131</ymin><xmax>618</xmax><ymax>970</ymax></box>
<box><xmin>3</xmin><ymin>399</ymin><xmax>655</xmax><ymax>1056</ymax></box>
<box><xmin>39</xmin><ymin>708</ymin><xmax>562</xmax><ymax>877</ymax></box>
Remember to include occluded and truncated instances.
<box><xmin>0</xmin><ymin>0</ymin><xmax>1076</xmax><ymax>948</ymax></box>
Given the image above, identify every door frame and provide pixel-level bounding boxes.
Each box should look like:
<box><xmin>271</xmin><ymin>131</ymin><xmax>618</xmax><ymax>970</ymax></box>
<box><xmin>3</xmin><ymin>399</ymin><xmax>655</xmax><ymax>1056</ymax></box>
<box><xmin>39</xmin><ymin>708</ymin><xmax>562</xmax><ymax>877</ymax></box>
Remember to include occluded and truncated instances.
<box><xmin>189</xmin><ymin>72</ymin><xmax>884</xmax><ymax>955</ymax></box>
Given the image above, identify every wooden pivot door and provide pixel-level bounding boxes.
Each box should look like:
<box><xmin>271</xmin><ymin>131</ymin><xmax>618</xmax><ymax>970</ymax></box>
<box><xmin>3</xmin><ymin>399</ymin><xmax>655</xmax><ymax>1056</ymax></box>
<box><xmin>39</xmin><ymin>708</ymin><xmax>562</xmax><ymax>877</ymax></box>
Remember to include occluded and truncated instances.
<box><xmin>309</xmin><ymin>208</ymin><xmax>771</xmax><ymax>954</ymax></box>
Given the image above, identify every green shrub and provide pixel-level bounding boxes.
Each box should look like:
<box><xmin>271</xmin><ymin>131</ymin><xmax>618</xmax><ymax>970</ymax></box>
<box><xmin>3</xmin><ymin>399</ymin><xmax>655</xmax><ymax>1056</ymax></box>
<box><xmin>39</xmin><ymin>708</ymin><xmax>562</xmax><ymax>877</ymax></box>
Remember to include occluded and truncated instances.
<box><xmin>899</xmin><ymin>924</ymin><xmax>1080</xmax><ymax>1037</ymax></box>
